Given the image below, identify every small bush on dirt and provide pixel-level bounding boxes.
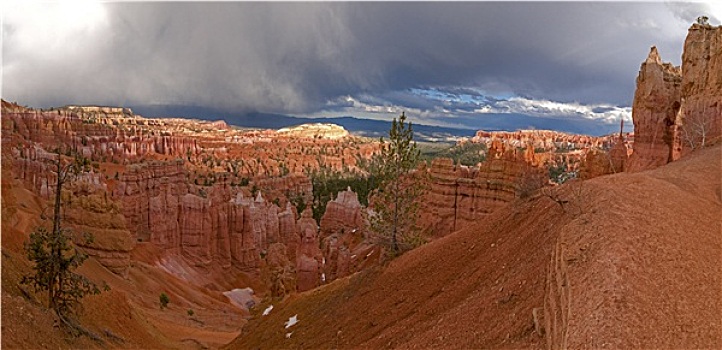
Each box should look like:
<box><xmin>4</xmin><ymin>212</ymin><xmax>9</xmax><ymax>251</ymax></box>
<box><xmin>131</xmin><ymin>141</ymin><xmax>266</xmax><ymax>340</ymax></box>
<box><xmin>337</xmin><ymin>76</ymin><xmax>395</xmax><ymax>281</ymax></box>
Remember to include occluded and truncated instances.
<box><xmin>187</xmin><ymin>309</ymin><xmax>194</xmax><ymax>317</ymax></box>
<box><xmin>159</xmin><ymin>292</ymin><xmax>170</xmax><ymax>309</ymax></box>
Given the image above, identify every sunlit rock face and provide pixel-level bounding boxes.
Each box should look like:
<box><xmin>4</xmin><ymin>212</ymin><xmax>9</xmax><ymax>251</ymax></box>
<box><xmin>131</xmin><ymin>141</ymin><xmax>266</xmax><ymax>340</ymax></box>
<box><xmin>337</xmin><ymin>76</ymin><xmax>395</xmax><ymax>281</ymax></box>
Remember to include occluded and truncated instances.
<box><xmin>678</xmin><ymin>24</ymin><xmax>722</xmax><ymax>153</ymax></box>
<box><xmin>419</xmin><ymin>141</ymin><xmax>544</xmax><ymax>237</ymax></box>
<box><xmin>626</xmin><ymin>47</ymin><xmax>683</xmax><ymax>172</ymax></box>
<box><xmin>277</xmin><ymin>123</ymin><xmax>350</xmax><ymax>140</ymax></box>
<box><xmin>628</xmin><ymin>24</ymin><xmax>722</xmax><ymax>172</ymax></box>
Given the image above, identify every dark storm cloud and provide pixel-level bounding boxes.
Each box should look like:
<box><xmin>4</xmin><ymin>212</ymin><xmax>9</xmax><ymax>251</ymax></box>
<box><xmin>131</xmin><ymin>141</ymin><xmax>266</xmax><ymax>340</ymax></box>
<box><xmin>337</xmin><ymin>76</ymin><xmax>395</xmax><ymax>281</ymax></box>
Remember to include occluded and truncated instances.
<box><xmin>2</xmin><ymin>2</ymin><xmax>706</xmax><ymax>115</ymax></box>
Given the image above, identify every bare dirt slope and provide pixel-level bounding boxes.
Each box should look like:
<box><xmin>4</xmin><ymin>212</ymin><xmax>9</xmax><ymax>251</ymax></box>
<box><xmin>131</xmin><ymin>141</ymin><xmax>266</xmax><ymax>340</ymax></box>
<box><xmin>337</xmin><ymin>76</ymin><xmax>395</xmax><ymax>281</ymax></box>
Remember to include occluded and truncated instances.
<box><xmin>228</xmin><ymin>145</ymin><xmax>721</xmax><ymax>349</ymax></box>
<box><xmin>547</xmin><ymin>144</ymin><xmax>721</xmax><ymax>348</ymax></box>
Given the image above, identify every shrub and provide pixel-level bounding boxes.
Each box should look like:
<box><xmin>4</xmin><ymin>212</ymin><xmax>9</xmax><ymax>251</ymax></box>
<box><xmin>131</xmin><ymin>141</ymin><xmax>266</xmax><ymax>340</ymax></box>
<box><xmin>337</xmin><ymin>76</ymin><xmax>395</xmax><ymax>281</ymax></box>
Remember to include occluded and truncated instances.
<box><xmin>159</xmin><ymin>292</ymin><xmax>170</xmax><ymax>309</ymax></box>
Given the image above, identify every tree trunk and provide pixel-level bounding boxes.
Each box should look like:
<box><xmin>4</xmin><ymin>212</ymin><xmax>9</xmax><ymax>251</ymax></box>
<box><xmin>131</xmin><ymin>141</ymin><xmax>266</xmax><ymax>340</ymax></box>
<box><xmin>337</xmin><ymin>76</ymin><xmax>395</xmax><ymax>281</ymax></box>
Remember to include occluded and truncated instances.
<box><xmin>50</xmin><ymin>157</ymin><xmax>64</xmax><ymax>312</ymax></box>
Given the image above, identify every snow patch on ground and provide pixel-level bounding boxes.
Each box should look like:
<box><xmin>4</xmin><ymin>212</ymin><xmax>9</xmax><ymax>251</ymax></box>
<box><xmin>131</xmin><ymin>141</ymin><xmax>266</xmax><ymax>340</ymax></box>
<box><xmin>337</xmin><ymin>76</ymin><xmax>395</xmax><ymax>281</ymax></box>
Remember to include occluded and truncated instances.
<box><xmin>285</xmin><ymin>314</ymin><xmax>299</xmax><ymax>329</ymax></box>
<box><xmin>262</xmin><ymin>305</ymin><xmax>274</xmax><ymax>316</ymax></box>
<box><xmin>223</xmin><ymin>288</ymin><xmax>260</xmax><ymax>311</ymax></box>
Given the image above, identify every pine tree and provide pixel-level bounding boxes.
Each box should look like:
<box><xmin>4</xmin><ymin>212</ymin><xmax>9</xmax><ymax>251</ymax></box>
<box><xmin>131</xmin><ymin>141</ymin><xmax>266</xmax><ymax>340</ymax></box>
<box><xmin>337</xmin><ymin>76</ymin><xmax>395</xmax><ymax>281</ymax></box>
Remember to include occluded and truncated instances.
<box><xmin>22</xmin><ymin>153</ymin><xmax>100</xmax><ymax>317</ymax></box>
<box><xmin>369</xmin><ymin>112</ymin><xmax>426</xmax><ymax>256</ymax></box>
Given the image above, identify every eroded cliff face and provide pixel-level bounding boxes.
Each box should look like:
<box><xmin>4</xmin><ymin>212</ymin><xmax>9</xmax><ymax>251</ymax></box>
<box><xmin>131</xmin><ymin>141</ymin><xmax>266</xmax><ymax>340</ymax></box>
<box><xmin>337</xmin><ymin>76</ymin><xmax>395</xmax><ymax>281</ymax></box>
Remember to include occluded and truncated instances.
<box><xmin>296</xmin><ymin>209</ymin><xmax>323</xmax><ymax>292</ymax></box>
<box><xmin>679</xmin><ymin>24</ymin><xmax>722</xmax><ymax>151</ymax></box>
<box><xmin>3</xmin><ymin>145</ymin><xmax>135</xmax><ymax>276</ymax></box>
<box><xmin>114</xmin><ymin>161</ymin><xmax>309</xmax><ymax>270</ymax></box>
<box><xmin>420</xmin><ymin>141</ymin><xmax>544</xmax><ymax>236</ymax></box>
<box><xmin>2</xmin><ymin>107</ymin><xmax>200</xmax><ymax>163</ymax></box>
<box><xmin>628</xmin><ymin>24</ymin><xmax>722</xmax><ymax>172</ymax></box>
<box><xmin>0</xmin><ymin>104</ymin><xmax>337</xmax><ymax>287</ymax></box>
<box><xmin>626</xmin><ymin>47</ymin><xmax>683</xmax><ymax>172</ymax></box>
<box><xmin>319</xmin><ymin>188</ymin><xmax>373</xmax><ymax>283</ymax></box>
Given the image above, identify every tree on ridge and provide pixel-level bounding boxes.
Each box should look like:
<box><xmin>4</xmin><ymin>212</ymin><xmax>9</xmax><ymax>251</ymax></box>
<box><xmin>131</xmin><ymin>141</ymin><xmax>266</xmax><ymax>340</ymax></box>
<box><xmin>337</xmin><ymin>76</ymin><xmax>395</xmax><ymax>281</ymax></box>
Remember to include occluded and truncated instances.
<box><xmin>22</xmin><ymin>153</ymin><xmax>100</xmax><ymax>319</ymax></box>
<box><xmin>368</xmin><ymin>112</ymin><xmax>426</xmax><ymax>257</ymax></box>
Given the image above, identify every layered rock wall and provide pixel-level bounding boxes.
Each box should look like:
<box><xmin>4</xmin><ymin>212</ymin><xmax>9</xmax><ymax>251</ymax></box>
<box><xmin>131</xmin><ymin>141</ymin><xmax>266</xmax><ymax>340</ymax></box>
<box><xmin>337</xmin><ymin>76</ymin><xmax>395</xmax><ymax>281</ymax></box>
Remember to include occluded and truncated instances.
<box><xmin>420</xmin><ymin>141</ymin><xmax>544</xmax><ymax>236</ymax></box>
<box><xmin>2</xmin><ymin>147</ymin><xmax>135</xmax><ymax>275</ymax></box>
<box><xmin>114</xmin><ymin>161</ymin><xmax>305</xmax><ymax>269</ymax></box>
<box><xmin>3</xmin><ymin>109</ymin><xmax>200</xmax><ymax>163</ymax></box>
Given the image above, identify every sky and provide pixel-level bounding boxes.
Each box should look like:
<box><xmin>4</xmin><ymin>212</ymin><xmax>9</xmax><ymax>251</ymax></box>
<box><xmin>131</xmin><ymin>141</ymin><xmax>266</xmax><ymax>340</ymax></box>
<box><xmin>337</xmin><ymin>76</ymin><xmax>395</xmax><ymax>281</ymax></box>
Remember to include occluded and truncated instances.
<box><xmin>2</xmin><ymin>1</ymin><xmax>719</xmax><ymax>135</ymax></box>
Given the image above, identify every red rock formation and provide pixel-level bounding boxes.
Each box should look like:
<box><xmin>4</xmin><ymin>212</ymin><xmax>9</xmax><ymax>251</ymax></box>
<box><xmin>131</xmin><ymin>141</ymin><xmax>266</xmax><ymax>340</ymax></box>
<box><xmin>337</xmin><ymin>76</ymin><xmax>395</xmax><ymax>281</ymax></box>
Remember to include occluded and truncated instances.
<box><xmin>628</xmin><ymin>24</ymin><xmax>721</xmax><ymax>171</ymax></box>
<box><xmin>263</xmin><ymin>243</ymin><xmax>296</xmax><ymax>298</ymax></box>
<box><xmin>608</xmin><ymin>121</ymin><xmax>630</xmax><ymax>173</ymax></box>
<box><xmin>420</xmin><ymin>142</ymin><xmax>544</xmax><ymax>236</ymax></box>
<box><xmin>295</xmin><ymin>209</ymin><xmax>323</xmax><ymax>292</ymax></box>
<box><xmin>3</xmin><ymin>108</ymin><xmax>200</xmax><ymax>163</ymax></box>
<box><xmin>114</xmin><ymin>161</ymin><xmax>310</xmax><ymax>270</ymax></box>
<box><xmin>679</xmin><ymin>24</ymin><xmax>722</xmax><ymax>151</ymax></box>
<box><xmin>472</xmin><ymin>129</ymin><xmax>610</xmax><ymax>151</ymax></box>
<box><xmin>319</xmin><ymin>187</ymin><xmax>365</xmax><ymax>238</ymax></box>
<box><xmin>579</xmin><ymin>149</ymin><xmax>613</xmax><ymax>179</ymax></box>
<box><xmin>319</xmin><ymin>188</ymin><xmax>370</xmax><ymax>282</ymax></box>
<box><xmin>626</xmin><ymin>47</ymin><xmax>683</xmax><ymax>172</ymax></box>
<box><xmin>64</xmin><ymin>191</ymin><xmax>135</xmax><ymax>276</ymax></box>
<box><xmin>1</xmin><ymin>147</ymin><xmax>135</xmax><ymax>275</ymax></box>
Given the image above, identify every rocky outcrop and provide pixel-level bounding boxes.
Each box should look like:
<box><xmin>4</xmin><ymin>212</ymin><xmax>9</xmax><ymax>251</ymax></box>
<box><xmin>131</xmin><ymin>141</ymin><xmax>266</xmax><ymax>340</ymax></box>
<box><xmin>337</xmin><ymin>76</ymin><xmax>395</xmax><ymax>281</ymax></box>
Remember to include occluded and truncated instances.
<box><xmin>628</xmin><ymin>24</ymin><xmax>722</xmax><ymax>171</ymax></box>
<box><xmin>420</xmin><ymin>141</ymin><xmax>544</xmax><ymax>236</ymax></box>
<box><xmin>319</xmin><ymin>187</ymin><xmax>365</xmax><ymax>238</ymax></box>
<box><xmin>2</xmin><ymin>148</ymin><xmax>135</xmax><ymax>275</ymax></box>
<box><xmin>263</xmin><ymin>243</ymin><xmax>296</xmax><ymax>298</ymax></box>
<box><xmin>626</xmin><ymin>47</ymin><xmax>683</xmax><ymax>172</ymax></box>
<box><xmin>472</xmin><ymin>130</ymin><xmax>607</xmax><ymax>151</ymax></box>
<box><xmin>679</xmin><ymin>24</ymin><xmax>722</xmax><ymax>151</ymax></box>
<box><xmin>3</xmin><ymin>109</ymin><xmax>200</xmax><ymax>163</ymax></box>
<box><xmin>295</xmin><ymin>209</ymin><xmax>323</xmax><ymax>292</ymax></box>
<box><xmin>114</xmin><ymin>161</ymin><xmax>308</xmax><ymax>270</ymax></box>
<box><xmin>608</xmin><ymin>126</ymin><xmax>630</xmax><ymax>174</ymax></box>
<box><xmin>252</xmin><ymin>175</ymin><xmax>313</xmax><ymax>207</ymax></box>
<box><xmin>319</xmin><ymin>188</ymin><xmax>370</xmax><ymax>282</ymax></box>
<box><xmin>579</xmin><ymin>149</ymin><xmax>613</xmax><ymax>179</ymax></box>
<box><xmin>64</xmin><ymin>192</ymin><xmax>135</xmax><ymax>276</ymax></box>
<box><xmin>277</xmin><ymin>123</ymin><xmax>349</xmax><ymax>140</ymax></box>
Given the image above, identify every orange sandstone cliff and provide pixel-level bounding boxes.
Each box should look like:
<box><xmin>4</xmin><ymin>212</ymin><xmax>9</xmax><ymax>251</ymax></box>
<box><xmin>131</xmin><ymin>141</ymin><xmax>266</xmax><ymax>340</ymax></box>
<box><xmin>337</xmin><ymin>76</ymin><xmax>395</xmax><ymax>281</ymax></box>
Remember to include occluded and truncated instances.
<box><xmin>628</xmin><ymin>23</ymin><xmax>721</xmax><ymax>171</ymax></box>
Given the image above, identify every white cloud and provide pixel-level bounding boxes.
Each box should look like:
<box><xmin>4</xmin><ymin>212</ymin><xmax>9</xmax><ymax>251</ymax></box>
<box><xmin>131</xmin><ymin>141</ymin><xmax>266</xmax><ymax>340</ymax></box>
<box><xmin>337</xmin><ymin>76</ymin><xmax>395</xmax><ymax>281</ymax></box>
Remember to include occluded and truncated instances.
<box><xmin>480</xmin><ymin>97</ymin><xmax>632</xmax><ymax>124</ymax></box>
<box><xmin>301</xmin><ymin>90</ymin><xmax>632</xmax><ymax>135</ymax></box>
<box><xmin>706</xmin><ymin>1</ymin><xmax>722</xmax><ymax>23</ymax></box>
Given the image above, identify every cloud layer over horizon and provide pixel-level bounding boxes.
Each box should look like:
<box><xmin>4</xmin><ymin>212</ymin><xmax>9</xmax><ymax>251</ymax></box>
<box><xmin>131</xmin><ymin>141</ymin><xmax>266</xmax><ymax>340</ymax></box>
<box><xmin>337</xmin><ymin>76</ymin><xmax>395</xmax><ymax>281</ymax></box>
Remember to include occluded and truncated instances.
<box><xmin>3</xmin><ymin>2</ymin><xmax>716</xmax><ymax>134</ymax></box>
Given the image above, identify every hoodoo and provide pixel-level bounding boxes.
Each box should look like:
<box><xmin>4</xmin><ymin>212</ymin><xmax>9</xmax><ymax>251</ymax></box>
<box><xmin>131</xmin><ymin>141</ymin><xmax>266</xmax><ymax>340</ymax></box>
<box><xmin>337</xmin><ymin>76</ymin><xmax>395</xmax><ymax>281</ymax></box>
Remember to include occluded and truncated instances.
<box><xmin>628</xmin><ymin>23</ymin><xmax>722</xmax><ymax>171</ymax></box>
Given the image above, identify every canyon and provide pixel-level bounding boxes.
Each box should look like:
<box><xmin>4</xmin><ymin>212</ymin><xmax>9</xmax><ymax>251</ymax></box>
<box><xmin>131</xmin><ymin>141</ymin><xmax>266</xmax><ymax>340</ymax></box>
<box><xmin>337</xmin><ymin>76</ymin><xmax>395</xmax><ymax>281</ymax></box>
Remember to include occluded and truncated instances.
<box><xmin>2</xmin><ymin>22</ymin><xmax>720</xmax><ymax>350</ymax></box>
<box><xmin>2</xmin><ymin>100</ymin><xmax>557</xmax><ymax>293</ymax></box>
